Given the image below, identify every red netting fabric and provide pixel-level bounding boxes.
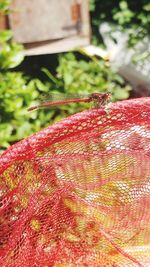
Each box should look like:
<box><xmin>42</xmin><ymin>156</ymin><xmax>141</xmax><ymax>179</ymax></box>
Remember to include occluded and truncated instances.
<box><xmin>0</xmin><ymin>98</ymin><xmax>150</xmax><ymax>267</ymax></box>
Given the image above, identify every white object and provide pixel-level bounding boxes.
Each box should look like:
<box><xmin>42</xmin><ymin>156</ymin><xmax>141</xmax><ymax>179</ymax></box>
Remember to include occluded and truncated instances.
<box><xmin>99</xmin><ymin>23</ymin><xmax>150</xmax><ymax>95</ymax></box>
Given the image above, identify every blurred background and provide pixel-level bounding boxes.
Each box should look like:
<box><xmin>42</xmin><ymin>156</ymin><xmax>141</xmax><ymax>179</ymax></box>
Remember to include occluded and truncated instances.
<box><xmin>0</xmin><ymin>0</ymin><xmax>150</xmax><ymax>153</ymax></box>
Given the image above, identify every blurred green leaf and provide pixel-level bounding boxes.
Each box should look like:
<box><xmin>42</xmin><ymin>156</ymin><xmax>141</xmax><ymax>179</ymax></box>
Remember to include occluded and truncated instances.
<box><xmin>143</xmin><ymin>3</ymin><xmax>150</xmax><ymax>11</ymax></box>
<box><xmin>64</xmin><ymin>73</ymin><xmax>74</xmax><ymax>86</ymax></box>
<box><xmin>0</xmin><ymin>43</ymin><xmax>24</xmax><ymax>69</ymax></box>
<box><xmin>113</xmin><ymin>87</ymin><xmax>130</xmax><ymax>100</ymax></box>
<box><xmin>0</xmin><ymin>0</ymin><xmax>10</xmax><ymax>12</ymax></box>
<box><xmin>0</xmin><ymin>30</ymin><xmax>12</xmax><ymax>43</ymax></box>
<box><xmin>42</xmin><ymin>68</ymin><xmax>60</xmax><ymax>85</ymax></box>
<box><xmin>119</xmin><ymin>1</ymin><xmax>128</xmax><ymax>10</ymax></box>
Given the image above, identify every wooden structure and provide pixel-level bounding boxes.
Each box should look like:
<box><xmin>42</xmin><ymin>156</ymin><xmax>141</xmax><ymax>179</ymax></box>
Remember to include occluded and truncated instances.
<box><xmin>0</xmin><ymin>0</ymin><xmax>90</xmax><ymax>55</ymax></box>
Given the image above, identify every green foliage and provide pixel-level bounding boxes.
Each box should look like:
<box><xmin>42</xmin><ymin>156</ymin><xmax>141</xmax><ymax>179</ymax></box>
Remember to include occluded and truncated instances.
<box><xmin>90</xmin><ymin>0</ymin><xmax>150</xmax><ymax>46</ymax></box>
<box><xmin>54</xmin><ymin>53</ymin><xmax>131</xmax><ymax>101</ymax></box>
<box><xmin>0</xmin><ymin>72</ymin><xmax>56</xmax><ymax>152</ymax></box>
<box><xmin>113</xmin><ymin>1</ymin><xmax>134</xmax><ymax>25</ymax></box>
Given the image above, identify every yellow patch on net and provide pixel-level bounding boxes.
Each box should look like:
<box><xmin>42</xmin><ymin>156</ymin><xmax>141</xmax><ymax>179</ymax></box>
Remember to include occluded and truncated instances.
<box><xmin>100</xmin><ymin>154</ymin><xmax>134</xmax><ymax>179</ymax></box>
<box><xmin>37</xmin><ymin>234</ymin><xmax>48</xmax><ymax>246</ymax></box>
<box><xmin>66</xmin><ymin>233</ymin><xmax>80</xmax><ymax>242</ymax></box>
<box><xmin>64</xmin><ymin>197</ymin><xmax>114</xmax><ymax>229</ymax></box>
<box><xmin>4</xmin><ymin>170</ymin><xmax>16</xmax><ymax>190</ymax></box>
<box><xmin>20</xmin><ymin>195</ymin><xmax>29</xmax><ymax>208</ymax></box>
<box><xmin>30</xmin><ymin>219</ymin><xmax>41</xmax><ymax>231</ymax></box>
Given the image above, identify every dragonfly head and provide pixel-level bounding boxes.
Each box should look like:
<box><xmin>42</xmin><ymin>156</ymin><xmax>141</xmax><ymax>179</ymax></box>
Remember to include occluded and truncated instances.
<box><xmin>89</xmin><ymin>92</ymin><xmax>111</xmax><ymax>108</ymax></box>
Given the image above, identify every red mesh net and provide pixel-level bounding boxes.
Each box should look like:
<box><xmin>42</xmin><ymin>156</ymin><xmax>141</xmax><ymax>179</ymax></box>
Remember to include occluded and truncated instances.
<box><xmin>0</xmin><ymin>97</ymin><xmax>150</xmax><ymax>267</ymax></box>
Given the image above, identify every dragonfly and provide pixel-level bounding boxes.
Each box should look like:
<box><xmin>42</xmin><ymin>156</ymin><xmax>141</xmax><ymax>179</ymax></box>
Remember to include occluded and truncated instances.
<box><xmin>28</xmin><ymin>92</ymin><xmax>111</xmax><ymax>112</ymax></box>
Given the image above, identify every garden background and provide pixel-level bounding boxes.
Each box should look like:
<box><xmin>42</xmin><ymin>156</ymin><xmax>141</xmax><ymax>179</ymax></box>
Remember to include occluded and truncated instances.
<box><xmin>0</xmin><ymin>0</ymin><xmax>150</xmax><ymax>153</ymax></box>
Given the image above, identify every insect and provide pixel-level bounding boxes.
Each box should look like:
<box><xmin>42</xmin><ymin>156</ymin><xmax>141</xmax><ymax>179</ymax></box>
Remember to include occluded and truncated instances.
<box><xmin>28</xmin><ymin>92</ymin><xmax>111</xmax><ymax>111</ymax></box>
